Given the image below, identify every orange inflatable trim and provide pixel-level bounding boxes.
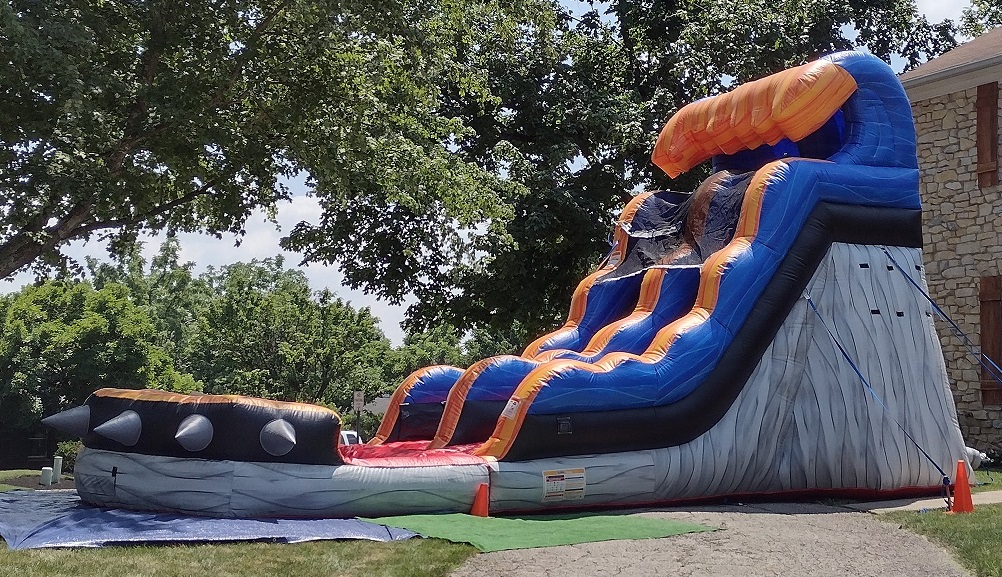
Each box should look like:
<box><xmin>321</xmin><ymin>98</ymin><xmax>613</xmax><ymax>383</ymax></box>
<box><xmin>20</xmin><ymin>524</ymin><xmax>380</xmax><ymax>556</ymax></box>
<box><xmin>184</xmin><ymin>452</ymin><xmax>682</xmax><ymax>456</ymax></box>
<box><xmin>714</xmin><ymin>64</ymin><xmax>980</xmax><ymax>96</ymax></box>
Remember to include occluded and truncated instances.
<box><xmin>92</xmin><ymin>388</ymin><xmax>337</xmax><ymax>415</ymax></box>
<box><xmin>651</xmin><ymin>61</ymin><xmax>856</xmax><ymax>178</ymax></box>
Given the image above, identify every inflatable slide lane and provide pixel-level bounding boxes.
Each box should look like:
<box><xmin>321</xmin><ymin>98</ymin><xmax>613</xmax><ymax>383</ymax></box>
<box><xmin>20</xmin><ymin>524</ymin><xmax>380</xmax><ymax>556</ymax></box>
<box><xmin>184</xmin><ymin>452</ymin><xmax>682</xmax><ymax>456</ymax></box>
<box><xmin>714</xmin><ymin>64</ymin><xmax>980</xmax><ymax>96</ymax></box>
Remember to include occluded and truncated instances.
<box><xmin>45</xmin><ymin>52</ymin><xmax>969</xmax><ymax>518</ymax></box>
<box><xmin>372</xmin><ymin>171</ymin><xmax>749</xmax><ymax>449</ymax></box>
<box><xmin>368</xmin><ymin>188</ymin><xmax>695</xmax><ymax>445</ymax></box>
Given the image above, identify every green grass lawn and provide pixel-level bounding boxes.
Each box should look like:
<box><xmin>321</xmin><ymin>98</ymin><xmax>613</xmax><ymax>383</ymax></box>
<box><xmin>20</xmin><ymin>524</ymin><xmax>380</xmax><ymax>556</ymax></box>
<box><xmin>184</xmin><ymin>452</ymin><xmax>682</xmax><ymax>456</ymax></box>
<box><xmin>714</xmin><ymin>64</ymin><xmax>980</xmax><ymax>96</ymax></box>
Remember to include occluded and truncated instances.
<box><xmin>974</xmin><ymin>468</ymin><xmax>1002</xmax><ymax>493</ymax></box>
<box><xmin>0</xmin><ymin>470</ymin><xmax>38</xmax><ymax>482</ymax></box>
<box><xmin>0</xmin><ymin>539</ymin><xmax>477</xmax><ymax>577</ymax></box>
<box><xmin>0</xmin><ymin>470</ymin><xmax>37</xmax><ymax>492</ymax></box>
<box><xmin>883</xmin><ymin>503</ymin><xmax>1002</xmax><ymax>577</ymax></box>
<box><xmin>0</xmin><ymin>468</ymin><xmax>476</xmax><ymax>577</ymax></box>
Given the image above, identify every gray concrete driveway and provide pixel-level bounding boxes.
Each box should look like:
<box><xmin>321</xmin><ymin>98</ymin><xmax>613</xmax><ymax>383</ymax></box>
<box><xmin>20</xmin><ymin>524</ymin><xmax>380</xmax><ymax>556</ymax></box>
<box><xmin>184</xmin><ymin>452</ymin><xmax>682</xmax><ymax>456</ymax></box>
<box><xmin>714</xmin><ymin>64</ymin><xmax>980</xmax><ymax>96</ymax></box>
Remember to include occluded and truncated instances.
<box><xmin>450</xmin><ymin>502</ymin><xmax>969</xmax><ymax>577</ymax></box>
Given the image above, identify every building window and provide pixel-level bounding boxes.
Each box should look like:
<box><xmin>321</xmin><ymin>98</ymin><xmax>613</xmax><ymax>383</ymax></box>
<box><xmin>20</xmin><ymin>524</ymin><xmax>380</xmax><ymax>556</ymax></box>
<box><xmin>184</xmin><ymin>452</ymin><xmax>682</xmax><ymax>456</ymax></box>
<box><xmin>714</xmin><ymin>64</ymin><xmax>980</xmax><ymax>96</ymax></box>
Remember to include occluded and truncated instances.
<box><xmin>27</xmin><ymin>434</ymin><xmax>46</xmax><ymax>459</ymax></box>
<box><xmin>980</xmin><ymin>275</ymin><xmax>1002</xmax><ymax>405</ymax></box>
<box><xmin>976</xmin><ymin>82</ymin><xmax>999</xmax><ymax>189</ymax></box>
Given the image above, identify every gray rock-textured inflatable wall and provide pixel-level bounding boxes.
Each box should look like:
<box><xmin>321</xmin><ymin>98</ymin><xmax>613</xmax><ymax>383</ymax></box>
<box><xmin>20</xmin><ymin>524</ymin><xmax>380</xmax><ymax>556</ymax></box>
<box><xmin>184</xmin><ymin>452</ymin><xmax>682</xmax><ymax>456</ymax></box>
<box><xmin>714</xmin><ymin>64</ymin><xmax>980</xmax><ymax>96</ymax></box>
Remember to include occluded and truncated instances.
<box><xmin>75</xmin><ymin>449</ymin><xmax>490</xmax><ymax>518</ymax></box>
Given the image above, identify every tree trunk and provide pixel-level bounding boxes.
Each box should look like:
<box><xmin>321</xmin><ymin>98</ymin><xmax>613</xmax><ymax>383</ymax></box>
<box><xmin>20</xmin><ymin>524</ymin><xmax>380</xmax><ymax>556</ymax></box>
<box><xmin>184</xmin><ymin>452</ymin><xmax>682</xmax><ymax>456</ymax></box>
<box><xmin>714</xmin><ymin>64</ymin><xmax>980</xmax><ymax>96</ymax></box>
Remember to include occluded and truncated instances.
<box><xmin>0</xmin><ymin>203</ymin><xmax>93</xmax><ymax>280</ymax></box>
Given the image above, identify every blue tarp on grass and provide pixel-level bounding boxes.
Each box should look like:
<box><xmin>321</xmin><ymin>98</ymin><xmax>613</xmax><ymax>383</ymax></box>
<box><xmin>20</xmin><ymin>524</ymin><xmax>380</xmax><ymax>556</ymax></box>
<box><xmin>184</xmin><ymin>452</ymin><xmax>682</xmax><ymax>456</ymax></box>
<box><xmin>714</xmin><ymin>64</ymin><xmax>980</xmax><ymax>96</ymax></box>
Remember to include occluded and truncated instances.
<box><xmin>0</xmin><ymin>490</ymin><xmax>415</xmax><ymax>550</ymax></box>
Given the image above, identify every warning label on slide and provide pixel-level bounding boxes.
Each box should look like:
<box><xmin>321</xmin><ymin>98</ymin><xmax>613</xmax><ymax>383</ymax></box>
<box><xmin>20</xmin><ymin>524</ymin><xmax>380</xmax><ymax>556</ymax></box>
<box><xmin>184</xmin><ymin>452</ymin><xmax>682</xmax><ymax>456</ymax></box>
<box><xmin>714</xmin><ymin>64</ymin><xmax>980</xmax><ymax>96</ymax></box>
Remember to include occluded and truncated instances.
<box><xmin>542</xmin><ymin>468</ymin><xmax>586</xmax><ymax>502</ymax></box>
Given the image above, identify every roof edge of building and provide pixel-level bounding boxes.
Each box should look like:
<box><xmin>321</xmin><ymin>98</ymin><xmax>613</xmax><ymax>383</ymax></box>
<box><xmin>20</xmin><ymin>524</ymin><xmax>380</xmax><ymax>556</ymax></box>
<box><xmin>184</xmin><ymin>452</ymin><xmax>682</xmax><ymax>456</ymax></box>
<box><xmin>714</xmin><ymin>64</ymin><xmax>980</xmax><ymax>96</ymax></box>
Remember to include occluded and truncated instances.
<box><xmin>902</xmin><ymin>53</ymin><xmax>1002</xmax><ymax>88</ymax></box>
<box><xmin>902</xmin><ymin>54</ymin><xmax>1002</xmax><ymax>101</ymax></box>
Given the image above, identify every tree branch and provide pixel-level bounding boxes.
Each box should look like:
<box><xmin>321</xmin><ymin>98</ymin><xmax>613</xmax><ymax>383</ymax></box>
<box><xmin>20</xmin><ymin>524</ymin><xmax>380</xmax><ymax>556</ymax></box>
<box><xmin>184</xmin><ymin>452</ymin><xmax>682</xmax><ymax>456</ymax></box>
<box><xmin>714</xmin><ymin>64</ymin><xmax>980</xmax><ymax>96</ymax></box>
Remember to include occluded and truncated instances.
<box><xmin>48</xmin><ymin>202</ymin><xmax>95</xmax><ymax>241</ymax></box>
<box><xmin>73</xmin><ymin>180</ymin><xmax>218</xmax><ymax>236</ymax></box>
<box><xmin>209</xmin><ymin>0</ymin><xmax>294</xmax><ymax>109</ymax></box>
<box><xmin>0</xmin><ymin>202</ymin><xmax>94</xmax><ymax>278</ymax></box>
<box><xmin>106</xmin><ymin>16</ymin><xmax>168</xmax><ymax>176</ymax></box>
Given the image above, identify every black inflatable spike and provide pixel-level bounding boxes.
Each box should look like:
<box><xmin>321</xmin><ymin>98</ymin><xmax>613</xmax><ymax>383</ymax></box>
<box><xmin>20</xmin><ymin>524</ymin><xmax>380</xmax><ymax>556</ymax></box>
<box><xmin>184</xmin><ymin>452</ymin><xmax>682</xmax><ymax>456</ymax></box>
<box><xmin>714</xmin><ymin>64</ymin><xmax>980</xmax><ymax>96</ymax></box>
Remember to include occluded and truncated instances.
<box><xmin>260</xmin><ymin>419</ymin><xmax>296</xmax><ymax>456</ymax></box>
<box><xmin>41</xmin><ymin>405</ymin><xmax>91</xmax><ymax>437</ymax></box>
<box><xmin>175</xmin><ymin>414</ymin><xmax>214</xmax><ymax>452</ymax></box>
<box><xmin>93</xmin><ymin>410</ymin><xmax>142</xmax><ymax>446</ymax></box>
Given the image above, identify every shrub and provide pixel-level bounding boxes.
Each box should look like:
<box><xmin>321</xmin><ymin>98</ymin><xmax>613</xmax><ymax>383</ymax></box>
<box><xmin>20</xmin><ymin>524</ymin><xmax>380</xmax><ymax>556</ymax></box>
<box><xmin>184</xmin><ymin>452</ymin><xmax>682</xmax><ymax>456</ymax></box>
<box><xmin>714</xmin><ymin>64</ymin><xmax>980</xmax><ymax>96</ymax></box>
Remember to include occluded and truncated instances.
<box><xmin>56</xmin><ymin>440</ymin><xmax>83</xmax><ymax>474</ymax></box>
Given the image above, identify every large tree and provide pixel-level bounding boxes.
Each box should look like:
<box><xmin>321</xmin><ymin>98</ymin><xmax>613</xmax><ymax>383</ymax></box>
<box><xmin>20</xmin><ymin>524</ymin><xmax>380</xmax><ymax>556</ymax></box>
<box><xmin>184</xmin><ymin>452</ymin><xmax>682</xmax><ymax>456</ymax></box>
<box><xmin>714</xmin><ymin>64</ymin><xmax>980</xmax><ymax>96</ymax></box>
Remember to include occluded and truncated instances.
<box><xmin>2</xmin><ymin>0</ymin><xmax>965</xmax><ymax>348</ymax></box>
<box><xmin>186</xmin><ymin>257</ymin><xmax>394</xmax><ymax>410</ymax></box>
<box><xmin>0</xmin><ymin>0</ymin><xmax>526</xmax><ymax>276</ymax></box>
<box><xmin>86</xmin><ymin>238</ymin><xmax>211</xmax><ymax>375</ymax></box>
<box><xmin>289</xmin><ymin>0</ymin><xmax>961</xmax><ymax>341</ymax></box>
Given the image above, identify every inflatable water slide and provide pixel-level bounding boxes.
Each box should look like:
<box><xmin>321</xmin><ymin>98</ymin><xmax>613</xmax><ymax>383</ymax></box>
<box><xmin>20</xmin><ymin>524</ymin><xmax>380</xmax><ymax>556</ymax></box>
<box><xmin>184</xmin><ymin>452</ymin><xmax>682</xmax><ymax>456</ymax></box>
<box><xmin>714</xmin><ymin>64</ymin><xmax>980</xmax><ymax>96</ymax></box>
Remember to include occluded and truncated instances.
<box><xmin>44</xmin><ymin>52</ymin><xmax>969</xmax><ymax>518</ymax></box>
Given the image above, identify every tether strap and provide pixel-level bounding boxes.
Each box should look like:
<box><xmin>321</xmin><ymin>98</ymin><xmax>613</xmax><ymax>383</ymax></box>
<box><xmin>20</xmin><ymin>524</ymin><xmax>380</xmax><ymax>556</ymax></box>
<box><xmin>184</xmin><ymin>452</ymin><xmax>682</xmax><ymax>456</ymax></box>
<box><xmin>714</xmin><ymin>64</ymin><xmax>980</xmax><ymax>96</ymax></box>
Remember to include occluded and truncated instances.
<box><xmin>803</xmin><ymin>291</ymin><xmax>949</xmax><ymax>480</ymax></box>
<box><xmin>881</xmin><ymin>248</ymin><xmax>1002</xmax><ymax>385</ymax></box>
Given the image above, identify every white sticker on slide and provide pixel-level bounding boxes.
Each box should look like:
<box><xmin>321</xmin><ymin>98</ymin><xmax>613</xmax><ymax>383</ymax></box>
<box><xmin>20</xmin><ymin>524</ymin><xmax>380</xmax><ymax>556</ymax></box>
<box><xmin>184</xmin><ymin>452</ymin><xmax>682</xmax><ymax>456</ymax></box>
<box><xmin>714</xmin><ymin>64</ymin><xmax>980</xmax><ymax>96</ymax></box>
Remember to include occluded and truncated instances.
<box><xmin>500</xmin><ymin>399</ymin><xmax>520</xmax><ymax>419</ymax></box>
<box><xmin>542</xmin><ymin>468</ymin><xmax>586</xmax><ymax>502</ymax></box>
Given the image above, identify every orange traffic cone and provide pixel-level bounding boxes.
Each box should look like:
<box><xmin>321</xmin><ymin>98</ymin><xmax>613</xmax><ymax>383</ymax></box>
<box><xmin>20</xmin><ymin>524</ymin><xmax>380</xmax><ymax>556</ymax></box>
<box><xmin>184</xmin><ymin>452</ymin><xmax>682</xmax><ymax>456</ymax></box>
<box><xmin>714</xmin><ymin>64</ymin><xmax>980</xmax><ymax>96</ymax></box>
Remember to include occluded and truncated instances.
<box><xmin>948</xmin><ymin>459</ymin><xmax>975</xmax><ymax>514</ymax></box>
<box><xmin>470</xmin><ymin>482</ymin><xmax>490</xmax><ymax>517</ymax></box>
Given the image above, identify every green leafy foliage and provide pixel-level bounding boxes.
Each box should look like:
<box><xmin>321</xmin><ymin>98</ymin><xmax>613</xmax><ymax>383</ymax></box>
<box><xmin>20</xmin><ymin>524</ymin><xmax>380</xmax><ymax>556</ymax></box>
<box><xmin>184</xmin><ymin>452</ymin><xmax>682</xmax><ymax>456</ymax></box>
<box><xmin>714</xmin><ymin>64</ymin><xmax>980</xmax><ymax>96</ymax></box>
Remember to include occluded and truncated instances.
<box><xmin>87</xmin><ymin>238</ymin><xmax>210</xmax><ymax>375</ymax></box>
<box><xmin>461</xmin><ymin>325</ymin><xmax>523</xmax><ymax>364</ymax></box>
<box><xmin>157</xmin><ymin>252</ymin><xmax>536</xmax><ymax>412</ymax></box>
<box><xmin>11</xmin><ymin>240</ymin><xmax>530</xmax><ymax>433</ymax></box>
<box><xmin>422</xmin><ymin>7</ymin><xmax>655</xmax><ymax>338</ymax></box>
<box><xmin>0</xmin><ymin>279</ymin><xmax>195</xmax><ymax>429</ymax></box>
<box><xmin>386</xmin><ymin>324</ymin><xmax>466</xmax><ymax>384</ymax></box>
<box><xmin>0</xmin><ymin>0</ymin><xmax>967</xmax><ymax>353</ymax></box>
<box><xmin>384</xmin><ymin>323</ymin><xmax>526</xmax><ymax>385</ymax></box>
<box><xmin>0</xmin><ymin>0</ymin><xmax>517</xmax><ymax>280</ymax></box>
<box><xmin>676</xmin><ymin>0</ymin><xmax>957</xmax><ymax>77</ymax></box>
<box><xmin>185</xmin><ymin>257</ymin><xmax>395</xmax><ymax>413</ymax></box>
<box><xmin>963</xmin><ymin>0</ymin><xmax>1002</xmax><ymax>37</ymax></box>
<box><xmin>55</xmin><ymin>439</ymin><xmax>82</xmax><ymax>473</ymax></box>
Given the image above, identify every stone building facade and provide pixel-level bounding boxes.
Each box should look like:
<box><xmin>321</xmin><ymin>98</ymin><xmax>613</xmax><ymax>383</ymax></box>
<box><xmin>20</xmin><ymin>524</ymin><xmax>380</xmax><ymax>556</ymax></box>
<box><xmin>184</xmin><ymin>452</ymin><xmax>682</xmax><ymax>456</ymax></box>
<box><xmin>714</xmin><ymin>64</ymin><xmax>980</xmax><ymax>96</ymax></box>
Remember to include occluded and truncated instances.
<box><xmin>901</xmin><ymin>28</ymin><xmax>1002</xmax><ymax>452</ymax></box>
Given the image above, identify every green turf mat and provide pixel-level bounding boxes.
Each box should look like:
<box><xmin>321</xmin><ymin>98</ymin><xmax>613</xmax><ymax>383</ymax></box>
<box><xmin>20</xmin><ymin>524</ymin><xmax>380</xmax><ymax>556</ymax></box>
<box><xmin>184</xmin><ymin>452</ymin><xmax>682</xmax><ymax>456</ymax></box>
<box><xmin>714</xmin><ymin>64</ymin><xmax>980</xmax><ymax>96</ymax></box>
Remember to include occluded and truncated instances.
<box><xmin>365</xmin><ymin>512</ymin><xmax>716</xmax><ymax>552</ymax></box>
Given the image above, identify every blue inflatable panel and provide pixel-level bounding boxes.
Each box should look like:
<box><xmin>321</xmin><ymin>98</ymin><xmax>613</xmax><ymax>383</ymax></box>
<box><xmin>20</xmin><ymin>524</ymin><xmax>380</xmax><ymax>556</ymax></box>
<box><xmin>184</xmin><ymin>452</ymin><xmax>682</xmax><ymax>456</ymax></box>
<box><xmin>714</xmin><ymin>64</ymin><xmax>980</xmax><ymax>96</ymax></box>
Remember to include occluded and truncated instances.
<box><xmin>401</xmin><ymin>273</ymin><xmax>645</xmax><ymax>407</ymax></box>
<box><xmin>552</xmin><ymin>267</ymin><xmax>701</xmax><ymax>361</ymax></box>
<box><xmin>0</xmin><ymin>491</ymin><xmax>414</xmax><ymax>550</ymax></box>
<box><xmin>826</xmin><ymin>52</ymin><xmax>917</xmax><ymax>170</ymax></box>
<box><xmin>404</xmin><ymin>365</ymin><xmax>465</xmax><ymax>404</ymax></box>
<box><xmin>533</xmin><ymin>273</ymin><xmax>646</xmax><ymax>353</ymax></box>
<box><xmin>527</xmin><ymin>160</ymin><xmax>920</xmax><ymax>415</ymax></box>
<box><xmin>461</xmin><ymin>267</ymin><xmax>701</xmax><ymax>405</ymax></box>
<box><xmin>466</xmin><ymin>356</ymin><xmax>550</xmax><ymax>402</ymax></box>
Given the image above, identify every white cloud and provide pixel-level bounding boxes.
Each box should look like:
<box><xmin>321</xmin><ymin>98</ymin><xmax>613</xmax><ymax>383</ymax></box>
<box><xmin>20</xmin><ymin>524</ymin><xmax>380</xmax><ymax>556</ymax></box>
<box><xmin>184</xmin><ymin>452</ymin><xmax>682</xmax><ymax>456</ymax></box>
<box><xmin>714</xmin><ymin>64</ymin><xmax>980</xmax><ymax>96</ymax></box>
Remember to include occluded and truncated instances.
<box><xmin>916</xmin><ymin>0</ymin><xmax>970</xmax><ymax>24</ymax></box>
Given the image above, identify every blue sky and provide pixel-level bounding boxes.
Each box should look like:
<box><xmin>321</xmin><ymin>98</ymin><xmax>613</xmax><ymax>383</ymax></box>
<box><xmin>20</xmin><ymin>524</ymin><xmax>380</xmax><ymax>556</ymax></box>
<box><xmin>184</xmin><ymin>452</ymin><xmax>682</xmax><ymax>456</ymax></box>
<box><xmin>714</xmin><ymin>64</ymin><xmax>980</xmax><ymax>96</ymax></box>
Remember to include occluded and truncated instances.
<box><xmin>3</xmin><ymin>0</ymin><xmax>971</xmax><ymax>345</ymax></box>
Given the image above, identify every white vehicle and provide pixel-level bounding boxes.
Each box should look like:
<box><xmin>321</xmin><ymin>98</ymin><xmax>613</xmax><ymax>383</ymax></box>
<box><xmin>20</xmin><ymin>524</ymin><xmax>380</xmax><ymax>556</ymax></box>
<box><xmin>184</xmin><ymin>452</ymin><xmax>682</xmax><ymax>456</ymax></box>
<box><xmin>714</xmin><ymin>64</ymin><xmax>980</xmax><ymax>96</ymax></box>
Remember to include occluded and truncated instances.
<box><xmin>339</xmin><ymin>430</ymin><xmax>361</xmax><ymax>445</ymax></box>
